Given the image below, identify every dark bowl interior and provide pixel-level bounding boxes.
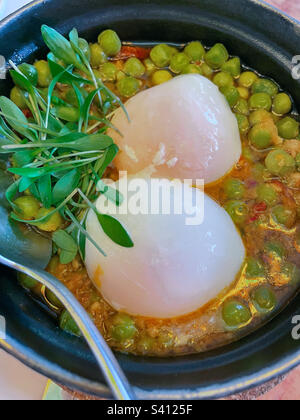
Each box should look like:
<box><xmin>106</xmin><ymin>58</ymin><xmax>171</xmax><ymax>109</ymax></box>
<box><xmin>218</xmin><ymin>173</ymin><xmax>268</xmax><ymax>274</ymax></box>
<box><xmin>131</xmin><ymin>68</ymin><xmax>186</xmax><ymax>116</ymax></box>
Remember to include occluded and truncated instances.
<box><xmin>0</xmin><ymin>0</ymin><xmax>300</xmax><ymax>399</ymax></box>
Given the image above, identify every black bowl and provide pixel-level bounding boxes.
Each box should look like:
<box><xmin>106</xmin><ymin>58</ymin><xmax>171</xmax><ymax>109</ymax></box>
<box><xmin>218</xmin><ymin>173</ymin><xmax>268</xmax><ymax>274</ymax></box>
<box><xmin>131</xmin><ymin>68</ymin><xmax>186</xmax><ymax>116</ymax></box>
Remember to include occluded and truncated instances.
<box><xmin>0</xmin><ymin>0</ymin><xmax>300</xmax><ymax>400</ymax></box>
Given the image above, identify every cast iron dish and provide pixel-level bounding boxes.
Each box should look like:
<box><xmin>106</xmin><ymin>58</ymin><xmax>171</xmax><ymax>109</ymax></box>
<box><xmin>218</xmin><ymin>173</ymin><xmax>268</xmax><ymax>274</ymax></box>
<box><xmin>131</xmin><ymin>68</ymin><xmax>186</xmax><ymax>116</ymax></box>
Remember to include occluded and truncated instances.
<box><xmin>0</xmin><ymin>0</ymin><xmax>300</xmax><ymax>400</ymax></box>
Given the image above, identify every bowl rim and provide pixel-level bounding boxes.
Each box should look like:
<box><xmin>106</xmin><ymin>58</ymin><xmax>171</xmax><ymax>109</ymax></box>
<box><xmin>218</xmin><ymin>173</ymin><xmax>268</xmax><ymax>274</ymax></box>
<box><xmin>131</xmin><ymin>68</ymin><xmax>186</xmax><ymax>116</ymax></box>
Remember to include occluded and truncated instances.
<box><xmin>0</xmin><ymin>0</ymin><xmax>300</xmax><ymax>400</ymax></box>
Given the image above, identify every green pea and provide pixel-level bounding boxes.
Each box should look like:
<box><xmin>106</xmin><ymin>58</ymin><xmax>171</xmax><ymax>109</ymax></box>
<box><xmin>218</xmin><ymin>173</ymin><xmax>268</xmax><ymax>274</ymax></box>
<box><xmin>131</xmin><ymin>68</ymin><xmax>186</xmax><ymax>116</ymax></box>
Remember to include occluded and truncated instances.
<box><xmin>222</xmin><ymin>299</ymin><xmax>252</xmax><ymax>328</ymax></box>
<box><xmin>249</xmin><ymin>109</ymin><xmax>271</xmax><ymax>126</ymax></box>
<box><xmin>249</xmin><ymin>93</ymin><xmax>272</xmax><ymax>111</ymax></box>
<box><xmin>116</xmin><ymin>70</ymin><xmax>126</xmax><ymax>81</ymax></box>
<box><xmin>271</xmin><ymin>204</ymin><xmax>296</xmax><ymax>228</ymax></box>
<box><xmin>235</xmin><ymin>98</ymin><xmax>249</xmax><ymax>116</ymax></box>
<box><xmin>238</xmin><ymin>71</ymin><xmax>258</xmax><ymax>88</ymax></box>
<box><xmin>184</xmin><ymin>41</ymin><xmax>205</xmax><ymax>62</ymax></box>
<box><xmin>249</xmin><ymin>124</ymin><xmax>272</xmax><ymax>149</ymax></box>
<box><xmin>124</xmin><ymin>57</ymin><xmax>145</xmax><ymax>77</ymax></box>
<box><xmin>236</xmin><ymin>114</ymin><xmax>250</xmax><ymax>134</ymax></box>
<box><xmin>151</xmin><ymin>70</ymin><xmax>173</xmax><ymax>86</ymax></box>
<box><xmin>78</xmin><ymin>38</ymin><xmax>90</xmax><ymax>61</ymax></box>
<box><xmin>221</xmin><ymin>57</ymin><xmax>241</xmax><ymax>78</ymax></box>
<box><xmin>55</xmin><ymin>106</ymin><xmax>80</xmax><ymax>122</ymax></box>
<box><xmin>65</xmin><ymin>87</ymin><xmax>87</xmax><ymax>107</ymax></box>
<box><xmin>181</xmin><ymin>64</ymin><xmax>202</xmax><ymax>75</ymax></box>
<box><xmin>276</xmin><ymin>117</ymin><xmax>299</xmax><ymax>139</ymax></box>
<box><xmin>213</xmin><ymin>71</ymin><xmax>234</xmax><ymax>88</ymax></box>
<box><xmin>205</xmin><ymin>43</ymin><xmax>229</xmax><ymax>69</ymax></box>
<box><xmin>252</xmin><ymin>78</ymin><xmax>278</xmax><ymax>97</ymax></box>
<box><xmin>45</xmin><ymin>289</ymin><xmax>64</xmax><ymax>310</ymax></box>
<box><xmin>256</xmin><ymin>183</ymin><xmax>278</xmax><ymax>206</ymax></box>
<box><xmin>264</xmin><ymin>241</ymin><xmax>286</xmax><ymax>259</ymax></box>
<box><xmin>17</xmin><ymin>63</ymin><xmax>38</xmax><ymax>86</ymax></box>
<box><xmin>90</xmin><ymin>43</ymin><xmax>107</xmax><ymax>67</ymax></box>
<box><xmin>252</xmin><ymin>162</ymin><xmax>271</xmax><ymax>181</ymax></box>
<box><xmin>245</xmin><ymin>257</ymin><xmax>265</xmax><ymax>278</ymax></box>
<box><xmin>242</xmin><ymin>145</ymin><xmax>256</xmax><ymax>162</ymax></box>
<box><xmin>252</xmin><ymin>286</ymin><xmax>276</xmax><ymax>313</ymax></box>
<box><xmin>10</xmin><ymin>86</ymin><xmax>27</xmax><ymax>109</ymax></box>
<box><xmin>137</xmin><ymin>336</ymin><xmax>154</xmax><ymax>354</ymax></box>
<box><xmin>281</xmin><ymin>262</ymin><xmax>300</xmax><ymax>286</ymax></box>
<box><xmin>99</xmin><ymin>62</ymin><xmax>118</xmax><ymax>81</ymax></box>
<box><xmin>117</xmin><ymin>76</ymin><xmax>140</xmax><ymax>97</ymax></box>
<box><xmin>144</xmin><ymin>58</ymin><xmax>156</xmax><ymax>75</ymax></box>
<box><xmin>265</xmin><ymin>149</ymin><xmax>296</xmax><ymax>176</ymax></box>
<box><xmin>98</xmin><ymin>29</ymin><xmax>121</xmax><ymax>57</ymax></box>
<box><xmin>200</xmin><ymin>63</ymin><xmax>213</xmax><ymax>78</ymax></box>
<box><xmin>224</xmin><ymin>178</ymin><xmax>246</xmax><ymax>200</ymax></box>
<box><xmin>220</xmin><ymin>86</ymin><xmax>240</xmax><ymax>107</ymax></box>
<box><xmin>34</xmin><ymin>60</ymin><xmax>52</xmax><ymax>88</ymax></box>
<box><xmin>18</xmin><ymin>272</ymin><xmax>38</xmax><ymax>290</ymax></box>
<box><xmin>59</xmin><ymin>310</ymin><xmax>81</xmax><ymax>337</ymax></box>
<box><xmin>170</xmin><ymin>53</ymin><xmax>190</xmax><ymax>74</ymax></box>
<box><xmin>110</xmin><ymin>313</ymin><xmax>137</xmax><ymax>341</ymax></box>
<box><xmin>47</xmin><ymin>255</ymin><xmax>59</xmax><ymax>273</ymax></box>
<box><xmin>237</xmin><ymin>86</ymin><xmax>250</xmax><ymax>100</ymax></box>
<box><xmin>224</xmin><ymin>200</ymin><xmax>249</xmax><ymax>225</ymax></box>
<box><xmin>14</xmin><ymin>196</ymin><xmax>40</xmax><ymax>220</ymax></box>
<box><xmin>273</xmin><ymin>93</ymin><xmax>292</xmax><ymax>115</ymax></box>
<box><xmin>35</xmin><ymin>207</ymin><xmax>63</xmax><ymax>232</ymax></box>
<box><xmin>150</xmin><ymin>44</ymin><xmax>173</xmax><ymax>68</ymax></box>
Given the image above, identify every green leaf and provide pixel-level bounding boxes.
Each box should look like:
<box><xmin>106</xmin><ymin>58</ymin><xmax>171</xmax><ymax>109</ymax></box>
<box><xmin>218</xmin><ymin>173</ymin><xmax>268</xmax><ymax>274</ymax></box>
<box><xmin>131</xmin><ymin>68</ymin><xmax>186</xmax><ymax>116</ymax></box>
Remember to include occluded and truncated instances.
<box><xmin>53</xmin><ymin>229</ymin><xmax>77</xmax><ymax>251</ymax></box>
<box><xmin>0</xmin><ymin>97</ymin><xmax>37</xmax><ymax>141</ymax></box>
<box><xmin>5</xmin><ymin>179</ymin><xmax>20</xmax><ymax>211</ymax></box>
<box><xmin>82</xmin><ymin>88</ymin><xmax>102</xmax><ymax>132</ymax></box>
<box><xmin>8</xmin><ymin>167</ymin><xmax>46</xmax><ymax>178</ymax></box>
<box><xmin>65</xmin><ymin>208</ymin><xmax>106</xmax><ymax>257</ymax></box>
<box><xmin>19</xmin><ymin>176</ymin><xmax>38</xmax><ymax>193</ymax></box>
<box><xmin>52</xmin><ymin>168</ymin><xmax>81</xmax><ymax>204</ymax></box>
<box><xmin>9</xmin><ymin>70</ymin><xmax>35</xmax><ymax>96</ymax></box>
<box><xmin>53</xmin><ymin>229</ymin><xmax>78</xmax><ymax>264</ymax></box>
<box><xmin>0</xmin><ymin>135</ymin><xmax>14</xmax><ymax>152</ymax></box>
<box><xmin>29</xmin><ymin>182</ymin><xmax>40</xmax><ymax>200</ymax></box>
<box><xmin>69</xmin><ymin>28</ymin><xmax>79</xmax><ymax>48</ymax></box>
<box><xmin>60</xmin><ymin>249</ymin><xmax>77</xmax><ymax>264</ymax></box>
<box><xmin>41</xmin><ymin>25</ymin><xmax>86</xmax><ymax>71</ymax></box>
<box><xmin>97</xmin><ymin>144</ymin><xmax>119</xmax><ymax>178</ymax></box>
<box><xmin>77</xmin><ymin>214</ymin><xmax>87</xmax><ymax>260</ymax></box>
<box><xmin>47</xmin><ymin>53</ymin><xmax>92</xmax><ymax>85</ymax></box>
<box><xmin>13</xmin><ymin>150</ymin><xmax>37</xmax><ymax>167</ymax></box>
<box><xmin>97</xmin><ymin>214</ymin><xmax>134</xmax><ymax>248</ymax></box>
<box><xmin>0</xmin><ymin>116</ymin><xmax>19</xmax><ymax>142</ymax></box>
<box><xmin>4</xmin><ymin>132</ymin><xmax>113</xmax><ymax>153</ymax></box>
<box><xmin>38</xmin><ymin>174</ymin><xmax>52</xmax><ymax>208</ymax></box>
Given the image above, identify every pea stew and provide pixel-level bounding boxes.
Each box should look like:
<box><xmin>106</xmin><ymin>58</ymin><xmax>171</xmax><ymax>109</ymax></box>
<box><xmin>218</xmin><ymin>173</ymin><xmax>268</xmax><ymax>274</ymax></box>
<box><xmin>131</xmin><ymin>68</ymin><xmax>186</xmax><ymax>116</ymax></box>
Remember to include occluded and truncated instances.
<box><xmin>8</xmin><ymin>28</ymin><xmax>300</xmax><ymax>357</ymax></box>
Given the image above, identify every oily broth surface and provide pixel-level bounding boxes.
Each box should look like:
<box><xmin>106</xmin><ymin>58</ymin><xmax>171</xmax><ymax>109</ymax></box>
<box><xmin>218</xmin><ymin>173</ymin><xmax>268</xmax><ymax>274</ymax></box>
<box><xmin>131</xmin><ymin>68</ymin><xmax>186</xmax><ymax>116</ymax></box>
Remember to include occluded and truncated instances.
<box><xmin>26</xmin><ymin>43</ymin><xmax>300</xmax><ymax>357</ymax></box>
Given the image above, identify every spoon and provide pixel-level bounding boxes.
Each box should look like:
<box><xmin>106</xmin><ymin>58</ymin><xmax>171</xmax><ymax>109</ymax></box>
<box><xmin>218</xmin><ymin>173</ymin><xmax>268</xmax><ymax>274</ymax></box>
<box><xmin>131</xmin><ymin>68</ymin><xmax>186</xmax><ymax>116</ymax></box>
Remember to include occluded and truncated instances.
<box><xmin>0</xmin><ymin>167</ymin><xmax>136</xmax><ymax>400</ymax></box>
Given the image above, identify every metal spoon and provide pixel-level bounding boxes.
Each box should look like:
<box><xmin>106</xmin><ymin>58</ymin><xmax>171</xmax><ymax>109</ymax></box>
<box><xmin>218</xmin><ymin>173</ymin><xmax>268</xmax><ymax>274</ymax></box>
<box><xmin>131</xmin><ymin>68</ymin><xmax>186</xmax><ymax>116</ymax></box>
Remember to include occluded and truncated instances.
<box><xmin>0</xmin><ymin>167</ymin><xmax>136</xmax><ymax>400</ymax></box>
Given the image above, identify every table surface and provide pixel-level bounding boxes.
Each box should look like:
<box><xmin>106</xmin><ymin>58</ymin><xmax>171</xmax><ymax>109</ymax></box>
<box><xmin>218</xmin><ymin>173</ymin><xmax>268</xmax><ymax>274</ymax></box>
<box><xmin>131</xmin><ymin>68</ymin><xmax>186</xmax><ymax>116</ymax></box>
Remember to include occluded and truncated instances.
<box><xmin>0</xmin><ymin>0</ymin><xmax>299</xmax><ymax>401</ymax></box>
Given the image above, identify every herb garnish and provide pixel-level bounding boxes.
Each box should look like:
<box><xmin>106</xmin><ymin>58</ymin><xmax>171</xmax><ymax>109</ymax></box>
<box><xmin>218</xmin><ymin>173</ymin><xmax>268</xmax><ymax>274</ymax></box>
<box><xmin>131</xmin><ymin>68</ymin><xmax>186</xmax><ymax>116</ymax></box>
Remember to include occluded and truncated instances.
<box><xmin>0</xmin><ymin>25</ymin><xmax>134</xmax><ymax>263</ymax></box>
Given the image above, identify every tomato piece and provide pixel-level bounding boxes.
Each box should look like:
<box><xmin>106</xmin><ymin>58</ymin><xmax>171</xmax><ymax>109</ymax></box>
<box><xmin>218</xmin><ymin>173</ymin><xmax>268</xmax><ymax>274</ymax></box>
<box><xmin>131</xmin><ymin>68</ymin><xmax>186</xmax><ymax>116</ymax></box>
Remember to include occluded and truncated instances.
<box><xmin>253</xmin><ymin>202</ymin><xmax>267</xmax><ymax>214</ymax></box>
<box><xmin>114</xmin><ymin>46</ymin><xmax>150</xmax><ymax>61</ymax></box>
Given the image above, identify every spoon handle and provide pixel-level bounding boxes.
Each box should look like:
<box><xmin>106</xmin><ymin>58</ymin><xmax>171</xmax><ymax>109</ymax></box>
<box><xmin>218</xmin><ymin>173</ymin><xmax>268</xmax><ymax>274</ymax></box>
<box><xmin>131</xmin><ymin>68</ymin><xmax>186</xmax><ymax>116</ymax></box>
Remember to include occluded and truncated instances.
<box><xmin>0</xmin><ymin>254</ymin><xmax>136</xmax><ymax>400</ymax></box>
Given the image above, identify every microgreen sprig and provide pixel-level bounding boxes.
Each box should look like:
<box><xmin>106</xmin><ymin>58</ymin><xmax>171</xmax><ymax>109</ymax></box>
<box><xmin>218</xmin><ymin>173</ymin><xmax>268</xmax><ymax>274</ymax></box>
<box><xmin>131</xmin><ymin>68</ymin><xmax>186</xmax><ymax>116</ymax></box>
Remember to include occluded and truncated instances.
<box><xmin>0</xmin><ymin>25</ymin><xmax>134</xmax><ymax>264</ymax></box>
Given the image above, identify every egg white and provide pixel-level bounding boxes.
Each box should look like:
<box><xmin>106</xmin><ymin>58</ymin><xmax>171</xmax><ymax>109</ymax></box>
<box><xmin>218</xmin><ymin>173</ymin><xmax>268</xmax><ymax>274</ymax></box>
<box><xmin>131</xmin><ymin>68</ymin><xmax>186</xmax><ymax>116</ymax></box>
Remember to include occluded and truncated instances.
<box><xmin>85</xmin><ymin>179</ymin><xmax>245</xmax><ymax>318</ymax></box>
<box><xmin>108</xmin><ymin>74</ymin><xmax>241</xmax><ymax>184</ymax></box>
